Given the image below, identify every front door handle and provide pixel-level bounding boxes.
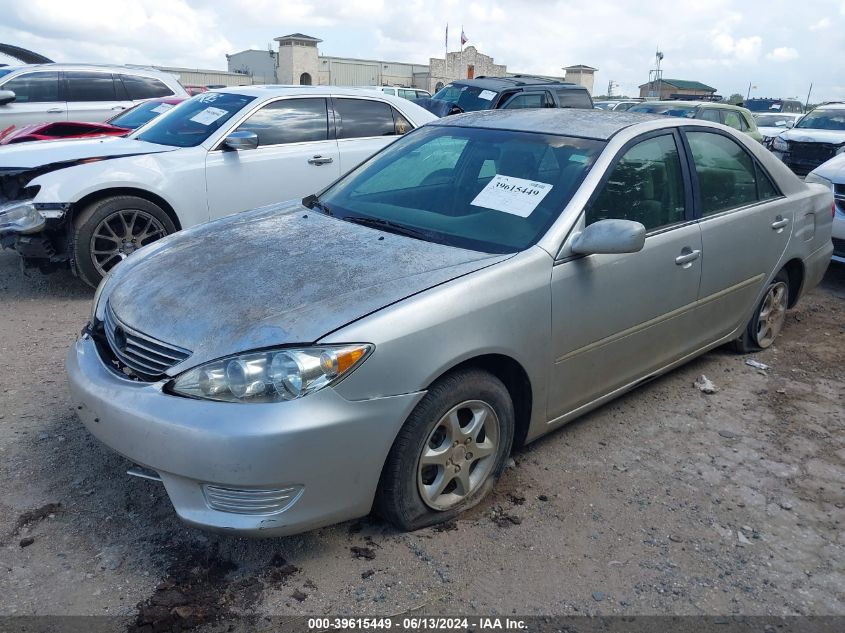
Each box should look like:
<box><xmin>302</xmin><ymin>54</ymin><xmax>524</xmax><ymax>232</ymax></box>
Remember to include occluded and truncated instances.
<box><xmin>308</xmin><ymin>155</ymin><xmax>333</xmax><ymax>165</ymax></box>
<box><xmin>675</xmin><ymin>249</ymin><xmax>701</xmax><ymax>267</ymax></box>
<box><xmin>46</xmin><ymin>108</ymin><xmax>64</xmax><ymax>114</ymax></box>
<box><xmin>771</xmin><ymin>217</ymin><xmax>789</xmax><ymax>231</ymax></box>
<box><xmin>111</xmin><ymin>105</ymin><xmax>126</xmax><ymax>111</ymax></box>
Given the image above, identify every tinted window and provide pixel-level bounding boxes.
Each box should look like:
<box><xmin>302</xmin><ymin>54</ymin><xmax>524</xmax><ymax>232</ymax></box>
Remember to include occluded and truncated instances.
<box><xmin>2</xmin><ymin>72</ymin><xmax>60</xmax><ymax>103</ymax></box>
<box><xmin>121</xmin><ymin>74</ymin><xmax>174</xmax><ymax>100</ymax></box>
<box><xmin>503</xmin><ymin>92</ymin><xmax>548</xmax><ymax>110</ymax></box>
<box><xmin>319</xmin><ymin>126</ymin><xmax>604</xmax><ymax>253</ymax></box>
<box><xmin>335</xmin><ymin>98</ymin><xmax>395</xmax><ymax>138</ymax></box>
<box><xmin>587</xmin><ymin>134</ymin><xmax>686</xmax><ymax>231</ymax></box>
<box><xmin>555</xmin><ymin>89</ymin><xmax>592</xmax><ymax>109</ymax></box>
<box><xmin>65</xmin><ymin>72</ymin><xmax>118</xmax><ymax>102</ymax></box>
<box><xmin>237</xmin><ymin>98</ymin><xmax>328</xmax><ymax>146</ymax></box>
<box><xmin>698</xmin><ymin>108</ymin><xmax>720</xmax><ymax>123</ymax></box>
<box><xmin>135</xmin><ymin>92</ymin><xmax>255</xmax><ymax>148</ymax></box>
<box><xmin>687</xmin><ymin>132</ymin><xmax>758</xmax><ymax>215</ymax></box>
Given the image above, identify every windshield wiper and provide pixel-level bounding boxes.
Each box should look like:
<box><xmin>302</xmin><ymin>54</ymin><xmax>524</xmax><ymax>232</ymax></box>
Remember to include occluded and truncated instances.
<box><xmin>342</xmin><ymin>215</ymin><xmax>431</xmax><ymax>240</ymax></box>
<box><xmin>302</xmin><ymin>194</ymin><xmax>333</xmax><ymax>216</ymax></box>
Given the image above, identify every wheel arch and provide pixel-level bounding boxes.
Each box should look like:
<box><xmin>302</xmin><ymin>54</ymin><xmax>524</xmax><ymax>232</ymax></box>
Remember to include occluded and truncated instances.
<box><xmin>70</xmin><ymin>188</ymin><xmax>182</xmax><ymax>232</ymax></box>
<box><xmin>427</xmin><ymin>353</ymin><xmax>533</xmax><ymax>449</ymax></box>
<box><xmin>780</xmin><ymin>258</ymin><xmax>804</xmax><ymax>308</ymax></box>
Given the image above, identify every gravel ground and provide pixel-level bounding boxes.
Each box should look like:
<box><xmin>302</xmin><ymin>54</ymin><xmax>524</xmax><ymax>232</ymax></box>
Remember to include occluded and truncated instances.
<box><xmin>0</xmin><ymin>250</ymin><xmax>842</xmax><ymax>630</ymax></box>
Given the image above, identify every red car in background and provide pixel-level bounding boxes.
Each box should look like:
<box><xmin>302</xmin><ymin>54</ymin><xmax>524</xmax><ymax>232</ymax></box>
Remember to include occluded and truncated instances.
<box><xmin>0</xmin><ymin>97</ymin><xmax>186</xmax><ymax>145</ymax></box>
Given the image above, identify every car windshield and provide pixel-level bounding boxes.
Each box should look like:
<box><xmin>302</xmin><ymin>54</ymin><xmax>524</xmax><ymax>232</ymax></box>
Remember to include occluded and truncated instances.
<box><xmin>134</xmin><ymin>92</ymin><xmax>255</xmax><ymax>147</ymax></box>
<box><xmin>109</xmin><ymin>100</ymin><xmax>180</xmax><ymax>130</ymax></box>
<box><xmin>0</xmin><ymin>68</ymin><xmax>14</xmax><ymax>80</ymax></box>
<box><xmin>432</xmin><ymin>83</ymin><xmax>497</xmax><ymax>112</ymax></box>
<box><xmin>755</xmin><ymin>114</ymin><xmax>793</xmax><ymax>127</ymax></box>
<box><xmin>795</xmin><ymin>110</ymin><xmax>845</xmax><ymax>131</ymax></box>
<box><xmin>628</xmin><ymin>103</ymin><xmax>697</xmax><ymax>117</ymax></box>
<box><xmin>316</xmin><ymin>125</ymin><xmax>605</xmax><ymax>253</ymax></box>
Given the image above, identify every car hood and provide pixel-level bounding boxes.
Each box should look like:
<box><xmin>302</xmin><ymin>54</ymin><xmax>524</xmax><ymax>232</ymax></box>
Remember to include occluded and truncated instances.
<box><xmin>781</xmin><ymin>129</ymin><xmax>845</xmax><ymax>145</ymax></box>
<box><xmin>758</xmin><ymin>126</ymin><xmax>789</xmax><ymax>138</ymax></box>
<box><xmin>810</xmin><ymin>152</ymin><xmax>845</xmax><ymax>180</ymax></box>
<box><xmin>106</xmin><ymin>202</ymin><xmax>510</xmax><ymax>371</ymax></box>
<box><xmin>0</xmin><ymin>135</ymin><xmax>176</xmax><ymax>169</ymax></box>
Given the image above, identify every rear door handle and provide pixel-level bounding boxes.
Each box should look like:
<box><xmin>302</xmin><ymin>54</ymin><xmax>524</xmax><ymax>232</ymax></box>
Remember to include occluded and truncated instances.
<box><xmin>771</xmin><ymin>217</ymin><xmax>789</xmax><ymax>231</ymax></box>
<box><xmin>308</xmin><ymin>155</ymin><xmax>333</xmax><ymax>165</ymax></box>
<box><xmin>675</xmin><ymin>249</ymin><xmax>701</xmax><ymax>267</ymax></box>
<box><xmin>46</xmin><ymin>108</ymin><xmax>64</xmax><ymax>114</ymax></box>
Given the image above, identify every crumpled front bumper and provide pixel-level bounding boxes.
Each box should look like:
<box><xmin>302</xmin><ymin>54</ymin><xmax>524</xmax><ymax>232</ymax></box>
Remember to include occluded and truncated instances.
<box><xmin>66</xmin><ymin>335</ymin><xmax>424</xmax><ymax>537</ymax></box>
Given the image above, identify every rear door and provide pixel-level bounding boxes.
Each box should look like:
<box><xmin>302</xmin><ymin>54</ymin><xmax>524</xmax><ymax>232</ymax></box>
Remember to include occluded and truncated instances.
<box><xmin>0</xmin><ymin>71</ymin><xmax>65</xmax><ymax>128</ymax></box>
<box><xmin>205</xmin><ymin>97</ymin><xmax>340</xmax><ymax>219</ymax></box>
<box><xmin>549</xmin><ymin>130</ymin><xmax>702</xmax><ymax>420</ymax></box>
<box><xmin>64</xmin><ymin>71</ymin><xmax>133</xmax><ymax>122</ymax></box>
<box><xmin>331</xmin><ymin>96</ymin><xmax>411</xmax><ymax>174</ymax></box>
<box><xmin>683</xmin><ymin>128</ymin><xmax>792</xmax><ymax>342</ymax></box>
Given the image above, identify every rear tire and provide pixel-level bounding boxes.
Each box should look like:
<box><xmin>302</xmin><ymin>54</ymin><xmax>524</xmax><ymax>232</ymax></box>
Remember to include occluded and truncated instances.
<box><xmin>375</xmin><ymin>368</ymin><xmax>514</xmax><ymax>531</ymax></box>
<box><xmin>72</xmin><ymin>195</ymin><xmax>175</xmax><ymax>288</ymax></box>
<box><xmin>733</xmin><ymin>270</ymin><xmax>790</xmax><ymax>353</ymax></box>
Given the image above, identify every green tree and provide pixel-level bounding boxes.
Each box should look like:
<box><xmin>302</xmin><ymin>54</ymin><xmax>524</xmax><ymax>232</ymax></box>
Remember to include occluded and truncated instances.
<box><xmin>727</xmin><ymin>93</ymin><xmax>744</xmax><ymax>105</ymax></box>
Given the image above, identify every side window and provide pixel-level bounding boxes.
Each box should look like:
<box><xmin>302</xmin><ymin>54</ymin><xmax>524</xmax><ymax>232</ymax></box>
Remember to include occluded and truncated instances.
<box><xmin>391</xmin><ymin>107</ymin><xmax>412</xmax><ymax>135</ymax></box>
<box><xmin>335</xmin><ymin>98</ymin><xmax>395</xmax><ymax>138</ymax></box>
<box><xmin>1</xmin><ymin>72</ymin><xmax>60</xmax><ymax>103</ymax></box>
<box><xmin>381</xmin><ymin>88</ymin><xmax>393</xmax><ymax>95</ymax></box>
<box><xmin>756</xmin><ymin>163</ymin><xmax>781</xmax><ymax>200</ymax></box>
<box><xmin>698</xmin><ymin>108</ymin><xmax>720</xmax><ymax>123</ymax></box>
<box><xmin>399</xmin><ymin>89</ymin><xmax>416</xmax><ymax>100</ymax></box>
<box><xmin>236</xmin><ymin>98</ymin><xmax>328</xmax><ymax>146</ymax></box>
<box><xmin>555</xmin><ymin>89</ymin><xmax>592</xmax><ymax>109</ymax></box>
<box><xmin>586</xmin><ymin>134</ymin><xmax>686</xmax><ymax>231</ymax></box>
<box><xmin>120</xmin><ymin>75</ymin><xmax>174</xmax><ymax>100</ymax></box>
<box><xmin>721</xmin><ymin>110</ymin><xmax>743</xmax><ymax>130</ymax></box>
<box><xmin>65</xmin><ymin>72</ymin><xmax>117</xmax><ymax>102</ymax></box>
<box><xmin>502</xmin><ymin>92</ymin><xmax>548</xmax><ymax>110</ymax></box>
<box><xmin>687</xmin><ymin>131</ymin><xmax>758</xmax><ymax>215</ymax></box>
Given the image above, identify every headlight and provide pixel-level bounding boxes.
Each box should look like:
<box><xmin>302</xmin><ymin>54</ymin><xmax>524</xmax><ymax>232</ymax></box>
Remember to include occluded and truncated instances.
<box><xmin>804</xmin><ymin>172</ymin><xmax>833</xmax><ymax>189</ymax></box>
<box><xmin>0</xmin><ymin>200</ymin><xmax>43</xmax><ymax>233</ymax></box>
<box><xmin>169</xmin><ymin>344</ymin><xmax>373</xmax><ymax>403</ymax></box>
<box><xmin>772</xmin><ymin>136</ymin><xmax>788</xmax><ymax>152</ymax></box>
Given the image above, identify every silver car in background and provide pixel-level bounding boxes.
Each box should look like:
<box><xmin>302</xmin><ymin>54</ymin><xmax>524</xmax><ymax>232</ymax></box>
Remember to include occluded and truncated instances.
<box><xmin>67</xmin><ymin>109</ymin><xmax>833</xmax><ymax>536</ymax></box>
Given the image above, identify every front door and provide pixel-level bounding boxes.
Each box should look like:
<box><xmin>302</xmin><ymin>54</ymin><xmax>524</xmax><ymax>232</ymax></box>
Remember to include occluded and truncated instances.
<box><xmin>64</xmin><ymin>71</ymin><xmax>134</xmax><ymax>123</ymax></box>
<box><xmin>684</xmin><ymin>129</ymin><xmax>793</xmax><ymax>342</ymax></box>
<box><xmin>0</xmin><ymin>71</ymin><xmax>65</xmax><ymax>129</ymax></box>
<box><xmin>332</xmin><ymin>96</ymin><xmax>411</xmax><ymax>175</ymax></box>
<box><xmin>205</xmin><ymin>97</ymin><xmax>340</xmax><ymax>220</ymax></box>
<box><xmin>549</xmin><ymin>131</ymin><xmax>702</xmax><ymax>421</ymax></box>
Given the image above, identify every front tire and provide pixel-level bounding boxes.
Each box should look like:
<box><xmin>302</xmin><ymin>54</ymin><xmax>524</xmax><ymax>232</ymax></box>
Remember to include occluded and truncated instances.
<box><xmin>72</xmin><ymin>195</ymin><xmax>175</xmax><ymax>288</ymax></box>
<box><xmin>375</xmin><ymin>368</ymin><xmax>514</xmax><ymax>531</ymax></box>
<box><xmin>734</xmin><ymin>270</ymin><xmax>790</xmax><ymax>353</ymax></box>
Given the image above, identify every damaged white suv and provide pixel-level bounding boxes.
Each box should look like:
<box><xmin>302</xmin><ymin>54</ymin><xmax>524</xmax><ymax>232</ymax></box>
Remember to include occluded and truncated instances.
<box><xmin>0</xmin><ymin>86</ymin><xmax>435</xmax><ymax>286</ymax></box>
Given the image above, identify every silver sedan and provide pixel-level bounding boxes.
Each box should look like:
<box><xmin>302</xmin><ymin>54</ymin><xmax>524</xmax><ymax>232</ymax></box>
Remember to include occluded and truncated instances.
<box><xmin>67</xmin><ymin>109</ymin><xmax>833</xmax><ymax>536</ymax></box>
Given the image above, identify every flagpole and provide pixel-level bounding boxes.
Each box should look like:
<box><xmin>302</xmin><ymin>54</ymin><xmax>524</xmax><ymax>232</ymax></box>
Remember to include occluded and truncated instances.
<box><xmin>460</xmin><ymin>25</ymin><xmax>464</xmax><ymax>79</ymax></box>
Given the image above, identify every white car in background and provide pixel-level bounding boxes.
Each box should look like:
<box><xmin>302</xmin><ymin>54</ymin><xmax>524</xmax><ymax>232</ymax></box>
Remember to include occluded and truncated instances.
<box><xmin>806</xmin><ymin>157</ymin><xmax>845</xmax><ymax>263</ymax></box>
<box><xmin>0</xmin><ymin>86</ymin><xmax>436</xmax><ymax>286</ymax></box>
<box><xmin>0</xmin><ymin>63</ymin><xmax>188</xmax><ymax>129</ymax></box>
<box><xmin>360</xmin><ymin>86</ymin><xmax>432</xmax><ymax>101</ymax></box>
<box><xmin>753</xmin><ymin>112</ymin><xmax>802</xmax><ymax>147</ymax></box>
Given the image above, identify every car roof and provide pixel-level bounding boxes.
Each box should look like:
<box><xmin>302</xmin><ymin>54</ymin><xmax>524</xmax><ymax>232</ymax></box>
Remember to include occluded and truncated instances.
<box><xmin>0</xmin><ymin>63</ymin><xmax>176</xmax><ymax>79</ymax></box>
<box><xmin>211</xmin><ymin>85</ymin><xmax>420</xmax><ymax>98</ymax></box>
<box><xmin>430</xmin><ymin>108</ymin><xmax>666</xmax><ymax>140</ymax></box>
<box><xmin>445</xmin><ymin>76</ymin><xmax>581</xmax><ymax>91</ymax></box>
<box><xmin>816</xmin><ymin>102</ymin><xmax>845</xmax><ymax>110</ymax></box>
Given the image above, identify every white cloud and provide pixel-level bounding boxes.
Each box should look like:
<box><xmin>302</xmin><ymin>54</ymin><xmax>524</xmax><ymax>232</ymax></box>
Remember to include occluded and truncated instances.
<box><xmin>711</xmin><ymin>32</ymin><xmax>763</xmax><ymax>62</ymax></box>
<box><xmin>766</xmin><ymin>47</ymin><xmax>799</xmax><ymax>62</ymax></box>
<box><xmin>809</xmin><ymin>17</ymin><xmax>831</xmax><ymax>30</ymax></box>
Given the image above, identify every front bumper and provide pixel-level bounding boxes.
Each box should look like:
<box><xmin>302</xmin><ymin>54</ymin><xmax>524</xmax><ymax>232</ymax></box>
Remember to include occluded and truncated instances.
<box><xmin>67</xmin><ymin>336</ymin><xmax>425</xmax><ymax>537</ymax></box>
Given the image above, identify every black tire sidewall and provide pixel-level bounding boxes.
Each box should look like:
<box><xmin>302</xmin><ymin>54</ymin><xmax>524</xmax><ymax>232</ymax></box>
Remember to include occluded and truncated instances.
<box><xmin>377</xmin><ymin>368</ymin><xmax>515</xmax><ymax>531</ymax></box>
<box><xmin>72</xmin><ymin>196</ymin><xmax>175</xmax><ymax>288</ymax></box>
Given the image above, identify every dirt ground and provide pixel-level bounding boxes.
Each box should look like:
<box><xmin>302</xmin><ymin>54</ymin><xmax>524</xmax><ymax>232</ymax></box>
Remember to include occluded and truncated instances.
<box><xmin>0</xmin><ymin>249</ymin><xmax>842</xmax><ymax>630</ymax></box>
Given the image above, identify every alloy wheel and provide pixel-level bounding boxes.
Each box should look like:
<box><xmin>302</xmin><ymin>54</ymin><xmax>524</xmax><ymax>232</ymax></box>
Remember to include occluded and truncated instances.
<box><xmin>90</xmin><ymin>209</ymin><xmax>167</xmax><ymax>277</ymax></box>
<box><xmin>755</xmin><ymin>281</ymin><xmax>788</xmax><ymax>348</ymax></box>
<box><xmin>417</xmin><ymin>400</ymin><xmax>500</xmax><ymax>511</ymax></box>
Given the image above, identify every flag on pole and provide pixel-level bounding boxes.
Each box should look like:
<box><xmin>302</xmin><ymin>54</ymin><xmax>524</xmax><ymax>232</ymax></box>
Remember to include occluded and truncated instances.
<box><xmin>460</xmin><ymin>28</ymin><xmax>467</xmax><ymax>46</ymax></box>
<box><xmin>445</xmin><ymin>24</ymin><xmax>449</xmax><ymax>49</ymax></box>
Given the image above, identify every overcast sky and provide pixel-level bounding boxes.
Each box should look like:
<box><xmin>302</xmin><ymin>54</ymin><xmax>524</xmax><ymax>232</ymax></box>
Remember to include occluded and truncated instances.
<box><xmin>1</xmin><ymin>0</ymin><xmax>843</xmax><ymax>102</ymax></box>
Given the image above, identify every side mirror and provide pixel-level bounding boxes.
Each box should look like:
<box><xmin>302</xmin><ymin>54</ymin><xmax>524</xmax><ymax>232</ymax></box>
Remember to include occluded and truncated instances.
<box><xmin>785</xmin><ymin>120</ymin><xmax>795</xmax><ymax>129</ymax></box>
<box><xmin>571</xmin><ymin>219</ymin><xmax>646</xmax><ymax>256</ymax></box>
<box><xmin>0</xmin><ymin>90</ymin><xmax>16</xmax><ymax>106</ymax></box>
<box><xmin>222</xmin><ymin>130</ymin><xmax>258</xmax><ymax>151</ymax></box>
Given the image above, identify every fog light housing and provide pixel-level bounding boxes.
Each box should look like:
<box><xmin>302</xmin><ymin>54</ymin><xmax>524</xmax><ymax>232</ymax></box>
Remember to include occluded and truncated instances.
<box><xmin>0</xmin><ymin>200</ymin><xmax>43</xmax><ymax>234</ymax></box>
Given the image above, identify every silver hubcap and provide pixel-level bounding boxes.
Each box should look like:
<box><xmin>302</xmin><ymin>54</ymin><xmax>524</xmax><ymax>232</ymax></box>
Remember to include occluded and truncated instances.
<box><xmin>90</xmin><ymin>209</ymin><xmax>167</xmax><ymax>277</ymax></box>
<box><xmin>755</xmin><ymin>281</ymin><xmax>788</xmax><ymax>348</ymax></box>
<box><xmin>417</xmin><ymin>400</ymin><xmax>499</xmax><ymax>511</ymax></box>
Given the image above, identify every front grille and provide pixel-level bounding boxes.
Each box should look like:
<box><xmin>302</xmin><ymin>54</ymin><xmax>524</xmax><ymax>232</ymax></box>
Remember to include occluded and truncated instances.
<box><xmin>103</xmin><ymin>302</ymin><xmax>191</xmax><ymax>380</ymax></box>
<box><xmin>203</xmin><ymin>484</ymin><xmax>304</xmax><ymax>515</ymax></box>
<box><xmin>788</xmin><ymin>142</ymin><xmax>838</xmax><ymax>167</ymax></box>
<box><xmin>833</xmin><ymin>237</ymin><xmax>845</xmax><ymax>258</ymax></box>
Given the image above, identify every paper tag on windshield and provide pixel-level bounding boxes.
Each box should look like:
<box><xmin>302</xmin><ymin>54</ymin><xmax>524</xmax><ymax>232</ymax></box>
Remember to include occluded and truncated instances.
<box><xmin>478</xmin><ymin>90</ymin><xmax>496</xmax><ymax>101</ymax></box>
<box><xmin>151</xmin><ymin>103</ymin><xmax>174</xmax><ymax>114</ymax></box>
<box><xmin>471</xmin><ymin>175</ymin><xmax>553</xmax><ymax>217</ymax></box>
<box><xmin>190</xmin><ymin>106</ymin><xmax>227</xmax><ymax>125</ymax></box>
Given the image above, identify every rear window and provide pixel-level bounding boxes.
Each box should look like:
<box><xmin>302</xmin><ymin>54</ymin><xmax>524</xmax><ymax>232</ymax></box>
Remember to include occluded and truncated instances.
<box><xmin>555</xmin><ymin>89</ymin><xmax>592</xmax><ymax>109</ymax></box>
<box><xmin>120</xmin><ymin>74</ymin><xmax>174</xmax><ymax>100</ymax></box>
